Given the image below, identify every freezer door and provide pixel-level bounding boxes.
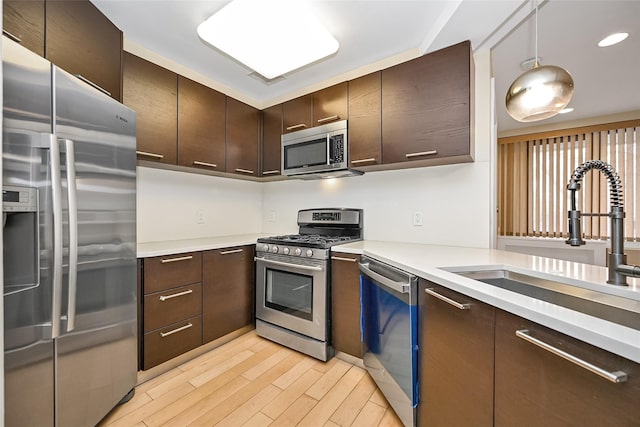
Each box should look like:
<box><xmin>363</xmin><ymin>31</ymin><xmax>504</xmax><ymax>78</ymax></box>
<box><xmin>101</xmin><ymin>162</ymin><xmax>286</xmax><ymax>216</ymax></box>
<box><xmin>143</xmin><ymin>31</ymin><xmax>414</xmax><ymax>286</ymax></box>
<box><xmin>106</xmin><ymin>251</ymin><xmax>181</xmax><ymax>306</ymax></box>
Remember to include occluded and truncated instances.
<box><xmin>2</xmin><ymin>37</ymin><xmax>55</xmax><ymax>427</ymax></box>
<box><xmin>53</xmin><ymin>66</ymin><xmax>137</xmax><ymax>427</ymax></box>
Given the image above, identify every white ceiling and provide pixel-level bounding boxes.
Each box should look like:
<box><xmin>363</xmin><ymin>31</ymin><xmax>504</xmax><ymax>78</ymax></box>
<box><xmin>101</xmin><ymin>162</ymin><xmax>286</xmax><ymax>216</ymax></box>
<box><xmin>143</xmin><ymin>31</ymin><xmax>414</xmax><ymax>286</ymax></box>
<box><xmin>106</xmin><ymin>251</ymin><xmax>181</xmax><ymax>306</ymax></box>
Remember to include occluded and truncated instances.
<box><xmin>91</xmin><ymin>0</ymin><xmax>639</xmax><ymax>133</ymax></box>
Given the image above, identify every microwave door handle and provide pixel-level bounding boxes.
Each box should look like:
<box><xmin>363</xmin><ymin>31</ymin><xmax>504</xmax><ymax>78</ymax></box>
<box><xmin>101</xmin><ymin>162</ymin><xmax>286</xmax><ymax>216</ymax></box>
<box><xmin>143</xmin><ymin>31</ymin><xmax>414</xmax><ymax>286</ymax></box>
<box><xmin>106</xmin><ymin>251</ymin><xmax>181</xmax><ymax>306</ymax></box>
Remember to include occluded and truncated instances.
<box><xmin>326</xmin><ymin>134</ymin><xmax>331</xmax><ymax>165</ymax></box>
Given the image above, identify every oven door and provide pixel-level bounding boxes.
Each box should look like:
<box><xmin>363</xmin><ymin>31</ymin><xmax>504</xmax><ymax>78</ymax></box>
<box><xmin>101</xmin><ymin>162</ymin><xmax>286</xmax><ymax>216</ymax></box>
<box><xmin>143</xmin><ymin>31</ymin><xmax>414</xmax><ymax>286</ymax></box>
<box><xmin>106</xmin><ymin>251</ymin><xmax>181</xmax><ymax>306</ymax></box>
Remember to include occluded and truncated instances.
<box><xmin>255</xmin><ymin>255</ymin><xmax>328</xmax><ymax>341</ymax></box>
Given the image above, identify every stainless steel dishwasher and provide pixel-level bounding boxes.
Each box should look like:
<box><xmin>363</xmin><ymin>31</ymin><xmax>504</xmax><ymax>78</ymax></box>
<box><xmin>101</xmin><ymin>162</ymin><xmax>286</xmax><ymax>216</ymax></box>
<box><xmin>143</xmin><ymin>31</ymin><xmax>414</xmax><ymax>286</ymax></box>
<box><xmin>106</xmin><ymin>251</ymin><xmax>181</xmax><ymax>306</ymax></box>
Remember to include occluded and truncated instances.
<box><xmin>359</xmin><ymin>256</ymin><xmax>418</xmax><ymax>427</ymax></box>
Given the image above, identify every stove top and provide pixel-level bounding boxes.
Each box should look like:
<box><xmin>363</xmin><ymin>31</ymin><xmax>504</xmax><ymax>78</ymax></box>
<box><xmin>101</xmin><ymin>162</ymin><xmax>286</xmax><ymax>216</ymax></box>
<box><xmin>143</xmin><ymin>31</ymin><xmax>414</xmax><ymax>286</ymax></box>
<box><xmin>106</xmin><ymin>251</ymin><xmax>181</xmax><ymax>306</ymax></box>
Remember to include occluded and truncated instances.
<box><xmin>257</xmin><ymin>234</ymin><xmax>359</xmax><ymax>249</ymax></box>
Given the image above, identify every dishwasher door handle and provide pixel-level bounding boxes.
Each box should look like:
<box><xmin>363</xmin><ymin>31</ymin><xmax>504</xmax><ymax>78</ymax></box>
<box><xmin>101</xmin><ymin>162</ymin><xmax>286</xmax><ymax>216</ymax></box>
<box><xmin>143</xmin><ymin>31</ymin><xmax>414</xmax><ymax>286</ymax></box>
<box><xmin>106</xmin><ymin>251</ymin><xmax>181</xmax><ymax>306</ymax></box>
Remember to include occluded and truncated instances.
<box><xmin>359</xmin><ymin>261</ymin><xmax>411</xmax><ymax>294</ymax></box>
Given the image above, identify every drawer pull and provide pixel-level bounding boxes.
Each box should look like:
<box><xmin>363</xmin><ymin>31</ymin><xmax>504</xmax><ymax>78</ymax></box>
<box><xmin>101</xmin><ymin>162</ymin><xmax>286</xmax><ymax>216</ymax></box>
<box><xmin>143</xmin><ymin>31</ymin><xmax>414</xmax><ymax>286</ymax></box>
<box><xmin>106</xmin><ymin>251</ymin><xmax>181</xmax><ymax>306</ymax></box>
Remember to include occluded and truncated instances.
<box><xmin>159</xmin><ymin>289</ymin><xmax>193</xmax><ymax>302</ymax></box>
<box><xmin>406</xmin><ymin>150</ymin><xmax>438</xmax><ymax>159</ymax></box>
<box><xmin>331</xmin><ymin>256</ymin><xmax>358</xmax><ymax>263</ymax></box>
<box><xmin>73</xmin><ymin>74</ymin><xmax>111</xmax><ymax>96</ymax></box>
<box><xmin>137</xmin><ymin>150</ymin><xmax>164</xmax><ymax>159</ymax></box>
<box><xmin>3</xmin><ymin>30</ymin><xmax>22</xmax><ymax>43</ymax></box>
<box><xmin>351</xmin><ymin>158</ymin><xmax>376</xmax><ymax>165</ymax></box>
<box><xmin>160</xmin><ymin>323</ymin><xmax>193</xmax><ymax>338</ymax></box>
<box><xmin>425</xmin><ymin>288</ymin><xmax>470</xmax><ymax>310</ymax></box>
<box><xmin>286</xmin><ymin>123</ymin><xmax>307</xmax><ymax>131</ymax></box>
<box><xmin>317</xmin><ymin>115</ymin><xmax>340</xmax><ymax>124</ymax></box>
<box><xmin>220</xmin><ymin>248</ymin><xmax>243</xmax><ymax>255</ymax></box>
<box><xmin>160</xmin><ymin>255</ymin><xmax>193</xmax><ymax>264</ymax></box>
<box><xmin>262</xmin><ymin>170</ymin><xmax>280</xmax><ymax>175</ymax></box>
<box><xmin>193</xmin><ymin>160</ymin><xmax>217</xmax><ymax>168</ymax></box>
<box><xmin>515</xmin><ymin>329</ymin><xmax>628</xmax><ymax>383</ymax></box>
<box><xmin>235</xmin><ymin>168</ymin><xmax>254</xmax><ymax>175</ymax></box>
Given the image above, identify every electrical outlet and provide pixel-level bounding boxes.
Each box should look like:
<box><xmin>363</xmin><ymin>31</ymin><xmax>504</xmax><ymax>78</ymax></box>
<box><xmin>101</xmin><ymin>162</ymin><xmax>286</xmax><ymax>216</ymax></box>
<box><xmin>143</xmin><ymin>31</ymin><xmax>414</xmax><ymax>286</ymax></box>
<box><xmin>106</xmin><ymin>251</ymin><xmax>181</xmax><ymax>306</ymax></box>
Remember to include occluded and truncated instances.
<box><xmin>196</xmin><ymin>210</ymin><xmax>205</xmax><ymax>224</ymax></box>
<box><xmin>412</xmin><ymin>210</ymin><xmax>423</xmax><ymax>226</ymax></box>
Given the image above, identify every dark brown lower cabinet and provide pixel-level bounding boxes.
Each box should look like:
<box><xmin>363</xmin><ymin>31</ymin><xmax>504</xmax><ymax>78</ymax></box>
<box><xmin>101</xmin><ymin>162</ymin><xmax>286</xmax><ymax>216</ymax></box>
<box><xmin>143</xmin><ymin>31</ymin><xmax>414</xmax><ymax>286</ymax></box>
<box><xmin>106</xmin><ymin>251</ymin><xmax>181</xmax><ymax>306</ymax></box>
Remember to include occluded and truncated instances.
<box><xmin>330</xmin><ymin>253</ymin><xmax>362</xmax><ymax>358</ymax></box>
<box><xmin>143</xmin><ymin>316</ymin><xmax>202</xmax><ymax>369</ymax></box>
<box><xmin>202</xmin><ymin>245</ymin><xmax>255</xmax><ymax>344</ymax></box>
<box><xmin>418</xmin><ymin>279</ymin><xmax>495</xmax><ymax>426</ymax></box>
<box><xmin>495</xmin><ymin>309</ymin><xmax>640</xmax><ymax>427</ymax></box>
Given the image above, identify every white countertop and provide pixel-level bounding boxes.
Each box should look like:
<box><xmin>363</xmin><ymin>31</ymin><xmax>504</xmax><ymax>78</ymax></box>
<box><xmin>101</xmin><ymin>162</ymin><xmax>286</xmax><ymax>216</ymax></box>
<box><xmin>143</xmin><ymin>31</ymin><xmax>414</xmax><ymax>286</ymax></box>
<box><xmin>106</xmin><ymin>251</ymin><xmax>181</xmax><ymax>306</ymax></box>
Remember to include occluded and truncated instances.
<box><xmin>137</xmin><ymin>234</ymin><xmax>271</xmax><ymax>258</ymax></box>
<box><xmin>138</xmin><ymin>235</ymin><xmax>640</xmax><ymax>363</ymax></box>
<box><xmin>334</xmin><ymin>241</ymin><xmax>640</xmax><ymax>363</ymax></box>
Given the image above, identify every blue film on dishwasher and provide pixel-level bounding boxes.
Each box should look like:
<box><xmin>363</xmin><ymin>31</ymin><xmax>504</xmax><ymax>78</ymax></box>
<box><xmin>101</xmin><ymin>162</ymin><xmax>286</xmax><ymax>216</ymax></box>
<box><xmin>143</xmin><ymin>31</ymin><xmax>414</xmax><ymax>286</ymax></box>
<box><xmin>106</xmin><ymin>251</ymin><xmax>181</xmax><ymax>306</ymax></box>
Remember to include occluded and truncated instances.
<box><xmin>360</xmin><ymin>274</ymin><xmax>419</xmax><ymax>407</ymax></box>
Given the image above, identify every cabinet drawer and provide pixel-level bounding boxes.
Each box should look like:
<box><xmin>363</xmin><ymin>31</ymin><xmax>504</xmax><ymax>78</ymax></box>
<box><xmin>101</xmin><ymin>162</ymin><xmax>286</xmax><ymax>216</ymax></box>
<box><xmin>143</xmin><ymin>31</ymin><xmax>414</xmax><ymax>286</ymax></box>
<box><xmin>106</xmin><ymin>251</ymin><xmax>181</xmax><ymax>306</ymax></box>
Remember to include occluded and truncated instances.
<box><xmin>143</xmin><ymin>316</ymin><xmax>202</xmax><ymax>370</ymax></box>
<box><xmin>143</xmin><ymin>252</ymin><xmax>202</xmax><ymax>294</ymax></box>
<box><xmin>144</xmin><ymin>283</ymin><xmax>202</xmax><ymax>332</ymax></box>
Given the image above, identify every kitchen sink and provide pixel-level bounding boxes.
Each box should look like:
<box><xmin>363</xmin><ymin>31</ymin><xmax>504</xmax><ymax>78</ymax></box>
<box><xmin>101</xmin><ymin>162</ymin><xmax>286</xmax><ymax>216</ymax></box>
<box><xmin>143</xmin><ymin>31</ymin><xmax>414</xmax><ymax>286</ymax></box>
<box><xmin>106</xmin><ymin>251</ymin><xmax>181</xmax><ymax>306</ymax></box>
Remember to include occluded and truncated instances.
<box><xmin>452</xmin><ymin>269</ymin><xmax>640</xmax><ymax>331</ymax></box>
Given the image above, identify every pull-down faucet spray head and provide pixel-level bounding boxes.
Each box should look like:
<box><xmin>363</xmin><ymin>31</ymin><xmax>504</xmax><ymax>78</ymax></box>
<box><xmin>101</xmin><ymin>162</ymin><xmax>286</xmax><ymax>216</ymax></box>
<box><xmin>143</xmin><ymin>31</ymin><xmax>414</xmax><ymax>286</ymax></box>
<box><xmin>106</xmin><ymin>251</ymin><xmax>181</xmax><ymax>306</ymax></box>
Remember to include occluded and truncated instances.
<box><xmin>566</xmin><ymin>180</ymin><xmax>585</xmax><ymax>247</ymax></box>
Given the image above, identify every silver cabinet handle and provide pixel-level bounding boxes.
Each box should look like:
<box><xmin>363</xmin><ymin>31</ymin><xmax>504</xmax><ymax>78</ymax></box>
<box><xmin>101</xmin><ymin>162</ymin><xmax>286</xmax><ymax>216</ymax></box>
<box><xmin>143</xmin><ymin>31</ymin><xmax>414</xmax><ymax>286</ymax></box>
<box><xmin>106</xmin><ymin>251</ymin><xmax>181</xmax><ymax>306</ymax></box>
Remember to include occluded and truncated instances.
<box><xmin>3</xmin><ymin>30</ymin><xmax>22</xmax><ymax>43</ymax></box>
<box><xmin>262</xmin><ymin>170</ymin><xmax>280</xmax><ymax>175</ymax></box>
<box><xmin>351</xmin><ymin>158</ymin><xmax>376</xmax><ymax>165</ymax></box>
<box><xmin>331</xmin><ymin>256</ymin><xmax>358</xmax><ymax>263</ymax></box>
<box><xmin>425</xmin><ymin>288</ymin><xmax>471</xmax><ymax>310</ymax></box>
<box><xmin>63</xmin><ymin>139</ymin><xmax>78</xmax><ymax>332</ymax></box>
<box><xmin>159</xmin><ymin>289</ymin><xmax>193</xmax><ymax>302</ymax></box>
<box><xmin>255</xmin><ymin>257</ymin><xmax>324</xmax><ymax>272</ymax></box>
<box><xmin>406</xmin><ymin>150</ymin><xmax>438</xmax><ymax>158</ymax></box>
<box><xmin>515</xmin><ymin>329</ymin><xmax>628</xmax><ymax>383</ymax></box>
<box><xmin>359</xmin><ymin>262</ymin><xmax>411</xmax><ymax>294</ymax></box>
<box><xmin>235</xmin><ymin>168</ymin><xmax>254</xmax><ymax>175</ymax></box>
<box><xmin>136</xmin><ymin>150</ymin><xmax>164</xmax><ymax>159</ymax></box>
<box><xmin>160</xmin><ymin>255</ymin><xmax>193</xmax><ymax>264</ymax></box>
<box><xmin>160</xmin><ymin>322</ymin><xmax>193</xmax><ymax>338</ymax></box>
<box><xmin>220</xmin><ymin>248</ymin><xmax>243</xmax><ymax>255</ymax></box>
<box><xmin>73</xmin><ymin>74</ymin><xmax>111</xmax><ymax>96</ymax></box>
<box><xmin>317</xmin><ymin>115</ymin><xmax>340</xmax><ymax>124</ymax></box>
<box><xmin>193</xmin><ymin>160</ymin><xmax>217</xmax><ymax>168</ymax></box>
<box><xmin>286</xmin><ymin>123</ymin><xmax>307</xmax><ymax>131</ymax></box>
<box><xmin>49</xmin><ymin>135</ymin><xmax>63</xmax><ymax>339</ymax></box>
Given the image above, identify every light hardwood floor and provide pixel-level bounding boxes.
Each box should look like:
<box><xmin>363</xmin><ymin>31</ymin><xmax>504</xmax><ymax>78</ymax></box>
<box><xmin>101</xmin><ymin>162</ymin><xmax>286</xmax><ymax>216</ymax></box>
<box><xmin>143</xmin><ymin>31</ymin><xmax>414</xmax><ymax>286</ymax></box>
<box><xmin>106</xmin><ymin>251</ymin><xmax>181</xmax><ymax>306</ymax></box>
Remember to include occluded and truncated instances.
<box><xmin>98</xmin><ymin>331</ymin><xmax>403</xmax><ymax>427</ymax></box>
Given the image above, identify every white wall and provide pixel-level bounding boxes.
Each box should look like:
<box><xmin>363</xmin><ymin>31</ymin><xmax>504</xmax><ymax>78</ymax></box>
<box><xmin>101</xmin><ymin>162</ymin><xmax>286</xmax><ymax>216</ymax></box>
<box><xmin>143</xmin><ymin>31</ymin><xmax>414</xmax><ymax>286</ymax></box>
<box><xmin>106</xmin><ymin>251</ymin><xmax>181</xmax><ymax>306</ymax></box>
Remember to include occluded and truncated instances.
<box><xmin>136</xmin><ymin>50</ymin><xmax>495</xmax><ymax>249</ymax></box>
<box><xmin>136</xmin><ymin>167</ymin><xmax>263</xmax><ymax>243</ymax></box>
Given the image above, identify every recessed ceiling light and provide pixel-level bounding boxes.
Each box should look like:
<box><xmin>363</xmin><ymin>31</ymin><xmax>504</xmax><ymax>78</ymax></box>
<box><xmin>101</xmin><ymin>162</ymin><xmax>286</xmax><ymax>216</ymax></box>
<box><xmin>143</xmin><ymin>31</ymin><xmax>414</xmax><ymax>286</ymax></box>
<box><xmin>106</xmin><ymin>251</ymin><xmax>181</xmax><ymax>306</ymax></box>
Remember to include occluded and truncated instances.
<box><xmin>559</xmin><ymin>107</ymin><xmax>574</xmax><ymax>114</ymax></box>
<box><xmin>197</xmin><ymin>0</ymin><xmax>339</xmax><ymax>80</ymax></box>
<box><xmin>598</xmin><ymin>32</ymin><xmax>629</xmax><ymax>47</ymax></box>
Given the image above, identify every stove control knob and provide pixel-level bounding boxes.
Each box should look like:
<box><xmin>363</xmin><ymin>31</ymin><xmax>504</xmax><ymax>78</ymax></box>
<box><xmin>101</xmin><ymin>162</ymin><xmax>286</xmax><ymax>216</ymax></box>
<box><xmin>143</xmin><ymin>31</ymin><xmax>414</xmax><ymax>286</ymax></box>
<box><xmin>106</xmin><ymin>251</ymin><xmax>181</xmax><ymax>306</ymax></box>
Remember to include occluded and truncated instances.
<box><xmin>271</xmin><ymin>245</ymin><xmax>279</xmax><ymax>253</ymax></box>
<box><xmin>260</xmin><ymin>244</ymin><xmax>269</xmax><ymax>252</ymax></box>
<box><xmin>306</xmin><ymin>249</ymin><xmax>313</xmax><ymax>257</ymax></box>
<box><xmin>283</xmin><ymin>247</ymin><xmax>290</xmax><ymax>255</ymax></box>
<box><xmin>294</xmin><ymin>248</ymin><xmax>302</xmax><ymax>256</ymax></box>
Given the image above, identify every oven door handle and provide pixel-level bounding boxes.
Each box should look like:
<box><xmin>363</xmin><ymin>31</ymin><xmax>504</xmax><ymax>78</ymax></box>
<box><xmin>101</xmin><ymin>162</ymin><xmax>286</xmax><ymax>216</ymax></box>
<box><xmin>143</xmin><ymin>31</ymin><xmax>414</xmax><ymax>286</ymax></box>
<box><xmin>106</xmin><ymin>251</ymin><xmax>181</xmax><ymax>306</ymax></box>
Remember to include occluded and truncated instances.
<box><xmin>255</xmin><ymin>257</ymin><xmax>325</xmax><ymax>272</ymax></box>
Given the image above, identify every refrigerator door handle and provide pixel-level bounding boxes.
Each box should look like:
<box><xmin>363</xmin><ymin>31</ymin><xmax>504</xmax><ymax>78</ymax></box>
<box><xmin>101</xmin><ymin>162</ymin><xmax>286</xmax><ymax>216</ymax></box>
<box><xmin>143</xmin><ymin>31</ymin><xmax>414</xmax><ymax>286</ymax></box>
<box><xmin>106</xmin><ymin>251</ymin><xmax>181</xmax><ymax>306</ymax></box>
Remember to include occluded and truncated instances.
<box><xmin>49</xmin><ymin>134</ymin><xmax>63</xmax><ymax>339</ymax></box>
<box><xmin>63</xmin><ymin>138</ymin><xmax>78</xmax><ymax>332</ymax></box>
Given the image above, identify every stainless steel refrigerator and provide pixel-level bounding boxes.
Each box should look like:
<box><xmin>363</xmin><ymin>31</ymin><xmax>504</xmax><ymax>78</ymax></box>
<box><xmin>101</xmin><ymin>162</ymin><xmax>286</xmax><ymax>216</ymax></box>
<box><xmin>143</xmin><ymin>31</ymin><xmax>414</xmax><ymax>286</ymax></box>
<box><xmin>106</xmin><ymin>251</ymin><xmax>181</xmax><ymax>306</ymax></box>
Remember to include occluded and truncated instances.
<box><xmin>2</xmin><ymin>37</ymin><xmax>137</xmax><ymax>426</ymax></box>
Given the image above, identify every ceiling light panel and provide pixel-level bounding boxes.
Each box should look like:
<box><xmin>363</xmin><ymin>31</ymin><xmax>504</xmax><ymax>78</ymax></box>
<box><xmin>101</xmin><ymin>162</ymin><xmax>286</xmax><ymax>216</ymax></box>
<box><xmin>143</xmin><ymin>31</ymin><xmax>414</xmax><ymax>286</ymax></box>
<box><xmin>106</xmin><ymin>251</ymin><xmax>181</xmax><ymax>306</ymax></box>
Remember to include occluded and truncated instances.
<box><xmin>197</xmin><ymin>0</ymin><xmax>339</xmax><ymax>79</ymax></box>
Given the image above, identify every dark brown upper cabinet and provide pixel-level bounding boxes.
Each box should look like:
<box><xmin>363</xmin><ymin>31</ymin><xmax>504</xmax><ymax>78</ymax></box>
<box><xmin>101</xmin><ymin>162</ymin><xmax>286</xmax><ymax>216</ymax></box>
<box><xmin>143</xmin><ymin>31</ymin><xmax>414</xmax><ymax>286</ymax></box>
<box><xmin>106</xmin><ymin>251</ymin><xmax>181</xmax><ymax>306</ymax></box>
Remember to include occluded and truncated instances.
<box><xmin>226</xmin><ymin>97</ymin><xmax>260</xmax><ymax>176</ymax></box>
<box><xmin>261</xmin><ymin>104</ymin><xmax>283</xmax><ymax>177</ymax></box>
<box><xmin>313</xmin><ymin>82</ymin><xmax>348</xmax><ymax>126</ymax></box>
<box><xmin>3</xmin><ymin>0</ymin><xmax>45</xmax><ymax>56</ymax></box>
<box><xmin>178</xmin><ymin>76</ymin><xmax>226</xmax><ymax>172</ymax></box>
<box><xmin>282</xmin><ymin>94</ymin><xmax>313</xmax><ymax>134</ymax></box>
<box><xmin>382</xmin><ymin>40</ymin><xmax>473</xmax><ymax>165</ymax></box>
<box><xmin>348</xmin><ymin>72</ymin><xmax>382</xmax><ymax>167</ymax></box>
<box><xmin>123</xmin><ymin>52</ymin><xmax>178</xmax><ymax>165</ymax></box>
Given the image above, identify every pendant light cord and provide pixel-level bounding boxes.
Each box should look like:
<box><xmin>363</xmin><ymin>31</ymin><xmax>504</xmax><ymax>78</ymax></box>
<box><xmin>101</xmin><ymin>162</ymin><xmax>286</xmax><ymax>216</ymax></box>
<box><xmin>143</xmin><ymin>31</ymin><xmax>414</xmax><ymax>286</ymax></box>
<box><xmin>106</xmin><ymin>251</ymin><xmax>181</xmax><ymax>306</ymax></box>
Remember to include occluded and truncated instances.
<box><xmin>534</xmin><ymin>0</ymin><xmax>539</xmax><ymax>66</ymax></box>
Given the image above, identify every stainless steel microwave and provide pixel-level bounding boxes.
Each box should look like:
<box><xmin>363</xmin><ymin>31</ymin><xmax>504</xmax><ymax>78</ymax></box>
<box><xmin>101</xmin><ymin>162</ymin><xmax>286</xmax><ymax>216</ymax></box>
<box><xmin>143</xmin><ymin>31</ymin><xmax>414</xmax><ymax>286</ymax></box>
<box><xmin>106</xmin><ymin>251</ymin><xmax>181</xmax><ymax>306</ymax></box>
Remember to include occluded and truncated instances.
<box><xmin>282</xmin><ymin>120</ymin><xmax>361</xmax><ymax>178</ymax></box>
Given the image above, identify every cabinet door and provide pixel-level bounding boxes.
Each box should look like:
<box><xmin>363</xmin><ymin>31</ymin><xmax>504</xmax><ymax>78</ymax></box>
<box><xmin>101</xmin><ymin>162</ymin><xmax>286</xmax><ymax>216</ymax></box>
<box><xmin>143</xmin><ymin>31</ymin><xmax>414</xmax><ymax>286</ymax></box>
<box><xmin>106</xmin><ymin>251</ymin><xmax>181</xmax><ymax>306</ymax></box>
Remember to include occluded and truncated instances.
<box><xmin>261</xmin><ymin>104</ymin><xmax>283</xmax><ymax>177</ymax></box>
<box><xmin>313</xmin><ymin>82</ymin><xmax>348</xmax><ymax>126</ymax></box>
<box><xmin>142</xmin><ymin>252</ymin><xmax>202</xmax><ymax>294</ymax></box>
<box><xmin>45</xmin><ymin>0</ymin><xmax>123</xmax><ymax>101</ymax></box>
<box><xmin>3</xmin><ymin>0</ymin><xmax>45</xmax><ymax>56</ymax></box>
<box><xmin>178</xmin><ymin>76</ymin><xmax>226</xmax><ymax>172</ymax></box>
<box><xmin>123</xmin><ymin>52</ymin><xmax>178</xmax><ymax>164</ymax></box>
<box><xmin>382</xmin><ymin>41</ymin><xmax>472</xmax><ymax>164</ymax></box>
<box><xmin>419</xmin><ymin>280</ymin><xmax>495</xmax><ymax>426</ymax></box>
<box><xmin>348</xmin><ymin>72</ymin><xmax>381</xmax><ymax>167</ymax></box>
<box><xmin>495</xmin><ymin>309</ymin><xmax>640</xmax><ymax>427</ymax></box>
<box><xmin>283</xmin><ymin>94</ymin><xmax>313</xmax><ymax>133</ymax></box>
<box><xmin>330</xmin><ymin>253</ymin><xmax>362</xmax><ymax>358</ymax></box>
<box><xmin>226</xmin><ymin>98</ymin><xmax>259</xmax><ymax>176</ymax></box>
<box><xmin>202</xmin><ymin>246</ymin><xmax>255</xmax><ymax>344</ymax></box>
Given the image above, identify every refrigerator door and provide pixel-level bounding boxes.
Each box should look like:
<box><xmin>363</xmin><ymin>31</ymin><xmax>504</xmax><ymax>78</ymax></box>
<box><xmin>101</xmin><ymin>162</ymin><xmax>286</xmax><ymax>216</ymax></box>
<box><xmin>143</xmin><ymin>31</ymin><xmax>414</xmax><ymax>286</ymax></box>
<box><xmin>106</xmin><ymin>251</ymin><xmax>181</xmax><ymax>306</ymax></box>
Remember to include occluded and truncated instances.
<box><xmin>2</xmin><ymin>37</ymin><xmax>55</xmax><ymax>427</ymax></box>
<box><xmin>53</xmin><ymin>67</ymin><xmax>137</xmax><ymax>427</ymax></box>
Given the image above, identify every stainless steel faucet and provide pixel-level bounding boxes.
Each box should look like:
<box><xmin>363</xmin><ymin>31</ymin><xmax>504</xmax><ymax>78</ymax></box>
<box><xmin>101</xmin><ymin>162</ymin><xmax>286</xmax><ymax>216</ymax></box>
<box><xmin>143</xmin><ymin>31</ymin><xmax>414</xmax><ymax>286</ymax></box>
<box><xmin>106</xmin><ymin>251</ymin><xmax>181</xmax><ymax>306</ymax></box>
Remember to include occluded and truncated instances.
<box><xmin>566</xmin><ymin>160</ymin><xmax>640</xmax><ymax>285</ymax></box>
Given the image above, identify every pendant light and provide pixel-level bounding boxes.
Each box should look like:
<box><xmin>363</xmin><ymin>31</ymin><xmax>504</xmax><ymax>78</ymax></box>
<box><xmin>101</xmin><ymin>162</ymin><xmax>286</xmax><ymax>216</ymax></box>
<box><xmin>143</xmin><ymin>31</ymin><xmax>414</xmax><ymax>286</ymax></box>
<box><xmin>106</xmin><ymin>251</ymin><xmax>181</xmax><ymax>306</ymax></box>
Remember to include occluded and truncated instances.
<box><xmin>505</xmin><ymin>0</ymin><xmax>574</xmax><ymax>122</ymax></box>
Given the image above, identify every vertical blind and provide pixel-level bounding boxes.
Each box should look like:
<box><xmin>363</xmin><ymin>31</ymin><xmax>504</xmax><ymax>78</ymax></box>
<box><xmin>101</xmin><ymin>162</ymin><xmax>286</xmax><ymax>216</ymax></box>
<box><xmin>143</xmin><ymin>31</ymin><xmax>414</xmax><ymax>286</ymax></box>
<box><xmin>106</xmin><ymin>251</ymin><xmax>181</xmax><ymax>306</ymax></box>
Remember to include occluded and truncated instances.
<box><xmin>497</xmin><ymin>120</ymin><xmax>640</xmax><ymax>241</ymax></box>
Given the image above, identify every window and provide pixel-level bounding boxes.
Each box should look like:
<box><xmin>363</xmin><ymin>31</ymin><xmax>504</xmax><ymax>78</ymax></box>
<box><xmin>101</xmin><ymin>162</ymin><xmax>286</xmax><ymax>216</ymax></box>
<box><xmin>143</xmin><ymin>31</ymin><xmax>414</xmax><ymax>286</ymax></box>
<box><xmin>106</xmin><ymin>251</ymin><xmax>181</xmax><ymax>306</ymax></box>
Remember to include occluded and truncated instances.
<box><xmin>497</xmin><ymin>120</ymin><xmax>640</xmax><ymax>241</ymax></box>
